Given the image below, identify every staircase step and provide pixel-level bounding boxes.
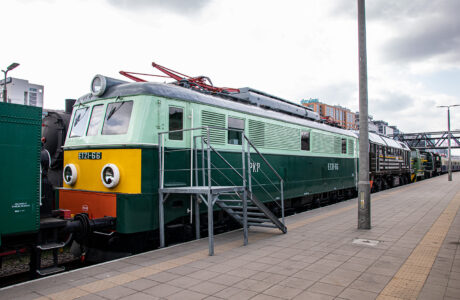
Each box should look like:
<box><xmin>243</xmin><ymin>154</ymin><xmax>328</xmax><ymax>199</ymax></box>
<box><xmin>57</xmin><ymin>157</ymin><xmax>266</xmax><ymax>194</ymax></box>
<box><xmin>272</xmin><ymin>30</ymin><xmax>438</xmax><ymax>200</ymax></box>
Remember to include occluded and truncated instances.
<box><xmin>216</xmin><ymin>199</ymin><xmax>243</xmax><ymax>203</ymax></box>
<box><xmin>223</xmin><ymin>206</ymin><xmax>259</xmax><ymax>211</ymax></box>
<box><xmin>36</xmin><ymin>266</ymin><xmax>65</xmax><ymax>276</ymax></box>
<box><xmin>246</xmin><ymin>217</ymin><xmax>271</xmax><ymax>223</ymax></box>
<box><xmin>37</xmin><ymin>242</ymin><xmax>65</xmax><ymax>251</ymax></box>
<box><xmin>233</xmin><ymin>211</ymin><xmax>266</xmax><ymax>217</ymax></box>
<box><xmin>248</xmin><ymin>223</ymin><xmax>278</xmax><ymax>228</ymax></box>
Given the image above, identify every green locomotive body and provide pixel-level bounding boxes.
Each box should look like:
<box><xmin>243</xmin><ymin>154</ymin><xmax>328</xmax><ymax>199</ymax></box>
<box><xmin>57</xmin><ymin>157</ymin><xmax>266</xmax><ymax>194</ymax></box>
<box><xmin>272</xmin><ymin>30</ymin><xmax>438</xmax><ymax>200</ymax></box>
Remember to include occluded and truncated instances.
<box><xmin>59</xmin><ymin>78</ymin><xmax>358</xmax><ymax>237</ymax></box>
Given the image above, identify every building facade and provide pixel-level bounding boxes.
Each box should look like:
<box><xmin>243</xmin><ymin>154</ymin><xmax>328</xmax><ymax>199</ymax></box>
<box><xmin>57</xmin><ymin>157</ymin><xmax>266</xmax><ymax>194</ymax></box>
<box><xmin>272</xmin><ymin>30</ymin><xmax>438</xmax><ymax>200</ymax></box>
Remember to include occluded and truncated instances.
<box><xmin>0</xmin><ymin>77</ymin><xmax>44</xmax><ymax>107</ymax></box>
<box><xmin>301</xmin><ymin>99</ymin><xmax>357</xmax><ymax>130</ymax></box>
<box><xmin>354</xmin><ymin>112</ymin><xmax>379</xmax><ymax>133</ymax></box>
<box><xmin>374</xmin><ymin>120</ymin><xmax>395</xmax><ymax>136</ymax></box>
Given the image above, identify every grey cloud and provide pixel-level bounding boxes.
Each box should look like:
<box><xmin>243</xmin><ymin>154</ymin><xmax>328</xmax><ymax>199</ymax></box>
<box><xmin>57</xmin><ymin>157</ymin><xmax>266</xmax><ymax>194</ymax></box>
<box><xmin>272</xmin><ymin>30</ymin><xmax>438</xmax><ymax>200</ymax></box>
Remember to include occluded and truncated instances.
<box><xmin>371</xmin><ymin>92</ymin><xmax>415</xmax><ymax>115</ymax></box>
<box><xmin>106</xmin><ymin>0</ymin><xmax>212</xmax><ymax>15</ymax></box>
<box><xmin>332</xmin><ymin>0</ymin><xmax>460</xmax><ymax>64</ymax></box>
<box><xmin>303</xmin><ymin>82</ymin><xmax>357</xmax><ymax>109</ymax></box>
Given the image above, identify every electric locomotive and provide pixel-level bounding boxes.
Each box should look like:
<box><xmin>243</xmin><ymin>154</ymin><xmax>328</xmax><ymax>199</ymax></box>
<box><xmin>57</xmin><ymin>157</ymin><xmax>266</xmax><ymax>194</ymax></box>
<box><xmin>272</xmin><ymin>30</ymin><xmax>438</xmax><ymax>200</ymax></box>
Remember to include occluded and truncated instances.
<box><xmin>58</xmin><ymin>67</ymin><xmax>360</xmax><ymax>253</ymax></box>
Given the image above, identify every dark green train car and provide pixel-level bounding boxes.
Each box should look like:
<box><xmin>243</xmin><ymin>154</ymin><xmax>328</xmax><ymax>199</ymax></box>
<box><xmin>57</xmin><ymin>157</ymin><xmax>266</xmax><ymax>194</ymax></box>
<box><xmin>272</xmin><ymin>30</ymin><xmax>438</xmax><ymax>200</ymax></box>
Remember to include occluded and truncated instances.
<box><xmin>0</xmin><ymin>102</ymin><xmax>42</xmax><ymax>248</ymax></box>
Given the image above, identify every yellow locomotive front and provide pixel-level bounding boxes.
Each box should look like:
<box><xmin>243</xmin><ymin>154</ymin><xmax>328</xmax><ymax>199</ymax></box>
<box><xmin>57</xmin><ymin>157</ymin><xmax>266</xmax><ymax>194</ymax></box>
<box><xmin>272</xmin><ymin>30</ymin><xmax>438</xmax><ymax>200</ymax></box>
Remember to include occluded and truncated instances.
<box><xmin>58</xmin><ymin>75</ymin><xmax>163</xmax><ymax>235</ymax></box>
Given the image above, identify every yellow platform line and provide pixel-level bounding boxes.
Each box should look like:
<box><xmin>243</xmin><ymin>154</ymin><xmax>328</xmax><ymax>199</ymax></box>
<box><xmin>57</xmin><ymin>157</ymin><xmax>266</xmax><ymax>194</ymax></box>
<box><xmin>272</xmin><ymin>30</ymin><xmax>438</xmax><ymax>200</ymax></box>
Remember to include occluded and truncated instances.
<box><xmin>35</xmin><ymin>189</ymin><xmax>404</xmax><ymax>299</ymax></box>
<box><xmin>377</xmin><ymin>191</ymin><xmax>460</xmax><ymax>300</ymax></box>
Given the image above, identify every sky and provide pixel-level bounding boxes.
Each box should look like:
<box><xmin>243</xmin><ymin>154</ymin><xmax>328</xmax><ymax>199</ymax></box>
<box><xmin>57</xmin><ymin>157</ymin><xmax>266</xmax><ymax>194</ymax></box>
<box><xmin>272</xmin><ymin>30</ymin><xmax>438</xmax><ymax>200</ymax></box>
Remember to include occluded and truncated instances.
<box><xmin>2</xmin><ymin>0</ymin><xmax>460</xmax><ymax>136</ymax></box>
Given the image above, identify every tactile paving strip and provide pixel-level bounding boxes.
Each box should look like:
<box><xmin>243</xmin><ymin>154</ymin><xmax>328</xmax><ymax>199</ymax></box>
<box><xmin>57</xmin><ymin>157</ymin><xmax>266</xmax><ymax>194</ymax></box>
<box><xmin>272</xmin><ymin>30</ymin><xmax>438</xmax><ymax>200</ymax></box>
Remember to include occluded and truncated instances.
<box><xmin>378</xmin><ymin>191</ymin><xmax>460</xmax><ymax>300</ymax></box>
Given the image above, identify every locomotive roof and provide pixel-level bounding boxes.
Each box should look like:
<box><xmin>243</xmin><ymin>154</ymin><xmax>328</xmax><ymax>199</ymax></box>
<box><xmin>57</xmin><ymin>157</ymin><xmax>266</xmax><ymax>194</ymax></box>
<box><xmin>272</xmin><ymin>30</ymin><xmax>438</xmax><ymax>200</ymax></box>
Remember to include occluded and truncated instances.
<box><xmin>77</xmin><ymin>80</ymin><xmax>356</xmax><ymax>138</ymax></box>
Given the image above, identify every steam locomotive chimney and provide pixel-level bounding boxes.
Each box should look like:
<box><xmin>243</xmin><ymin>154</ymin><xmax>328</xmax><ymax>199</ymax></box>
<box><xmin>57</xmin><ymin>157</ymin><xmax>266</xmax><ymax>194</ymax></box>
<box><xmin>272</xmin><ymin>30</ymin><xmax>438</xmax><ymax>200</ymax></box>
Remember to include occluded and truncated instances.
<box><xmin>65</xmin><ymin>99</ymin><xmax>76</xmax><ymax>114</ymax></box>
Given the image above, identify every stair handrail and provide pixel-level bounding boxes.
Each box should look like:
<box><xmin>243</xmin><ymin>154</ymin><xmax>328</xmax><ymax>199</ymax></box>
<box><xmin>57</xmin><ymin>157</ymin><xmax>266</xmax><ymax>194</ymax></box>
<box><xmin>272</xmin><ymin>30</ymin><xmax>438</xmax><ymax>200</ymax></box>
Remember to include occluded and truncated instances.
<box><xmin>159</xmin><ymin>126</ymin><xmax>246</xmax><ymax>190</ymax></box>
<box><xmin>242</xmin><ymin>133</ymin><xmax>285</xmax><ymax>225</ymax></box>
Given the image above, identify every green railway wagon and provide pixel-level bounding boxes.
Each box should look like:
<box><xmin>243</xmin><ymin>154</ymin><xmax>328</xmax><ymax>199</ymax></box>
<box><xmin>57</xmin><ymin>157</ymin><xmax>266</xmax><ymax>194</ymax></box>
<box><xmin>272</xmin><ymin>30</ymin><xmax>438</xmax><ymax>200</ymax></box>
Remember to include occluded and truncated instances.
<box><xmin>0</xmin><ymin>102</ymin><xmax>42</xmax><ymax>247</ymax></box>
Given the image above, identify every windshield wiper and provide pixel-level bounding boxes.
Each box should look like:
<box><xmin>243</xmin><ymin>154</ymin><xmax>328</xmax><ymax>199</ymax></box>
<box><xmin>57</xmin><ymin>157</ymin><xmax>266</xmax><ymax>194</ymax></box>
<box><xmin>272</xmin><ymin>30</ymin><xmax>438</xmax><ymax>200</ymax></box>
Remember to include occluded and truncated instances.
<box><xmin>106</xmin><ymin>102</ymin><xmax>124</xmax><ymax>121</ymax></box>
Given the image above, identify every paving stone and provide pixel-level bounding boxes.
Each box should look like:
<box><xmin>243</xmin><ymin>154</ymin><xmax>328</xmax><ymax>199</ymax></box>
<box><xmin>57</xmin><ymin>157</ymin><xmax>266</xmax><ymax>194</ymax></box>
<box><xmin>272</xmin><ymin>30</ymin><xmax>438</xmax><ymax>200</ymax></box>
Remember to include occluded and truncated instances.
<box><xmin>234</xmin><ymin>278</ymin><xmax>274</xmax><ymax>293</ymax></box>
<box><xmin>292</xmin><ymin>270</ymin><xmax>326</xmax><ymax>282</ymax></box>
<box><xmin>265</xmin><ymin>265</ymin><xmax>302</xmax><ymax>276</ymax></box>
<box><xmin>214</xmin><ymin>286</ymin><xmax>244</xmax><ymax>298</ymax></box>
<box><xmin>337</xmin><ymin>287</ymin><xmax>378</xmax><ymax>300</ymax></box>
<box><xmin>122</xmin><ymin>278</ymin><xmax>159</xmax><ymax>291</ymax></box>
<box><xmin>251</xmin><ymin>272</ymin><xmax>288</xmax><ymax>284</ymax></box>
<box><xmin>168</xmin><ymin>276</ymin><xmax>202</xmax><ymax>288</ymax></box>
<box><xmin>146</xmin><ymin>271</ymin><xmax>180</xmax><ymax>283</ymax></box>
<box><xmin>305</xmin><ymin>260</ymin><xmax>341</xmax><ymax>274</ymax></box>
<box><xmin>418</xmin><ymin>283</ymin><xmax>446</xmax><ymax>300</ymax></box>
<box><xmin>122</xmin><ymin>292</ymin><xmax>160</xmax><ymax>300</ymax></box>
<box><xmin>2</xmin><ymin>292</ymin><xmax>43</xmax><ymax>300</ymax></box>
<box><xmin>445</xmin><ymin>286</ymin><xmax>460</xmax><ymax>298</ymax></box>
<box><xmin>168</xmin><ymin>289</ymin><xmax>207</xmax><ymax>300</ymax></box>
<box><xmin>293</xmin><ymin>290</ymin><xmax>334</xmax><ymax>300</ymax></box>
<box><xmin>319</xmin><ymin>268</ymin><xmax>361</xmax><ymax>287</ymax></box>
<box><xmin>189</xmin><ymin>270</ymin><xmax>224</xmax><ymax>280</ymax></box>
<box><xmin>308</xmin><ymin>282</ymin><xmax>345</xmax><ymax>297</ymax></box>
<box><xmin>226</xmin><ymin>267</ymin><xmax>259</xmax><ymax>278</ymax></box>
<box><xmin>209</xmin><ymin>273</ymin><xmax>244</xmax><ymax>286</ymax></box>
<box><xmin>262</xmin><ymin>284</ymin><xmax>303</xmax><ymax>299</ymax></box>
<box><xmin>96</xmin><ymin>285</ymin><xmax>136</xmax><ymax>299</ymax></box>
<box><xmin>143</xmin><ymin>283</ymin><xmax>182</xmax><ymax>297</ymax></box>
<box><xmin>188</xmin><ymin>281</ymin><xmax>227</xmax><ymax>295</ymax></box>
<box><xmin>340</xmin><ymin>261</ymin><xmax>369</xmax><ymax>272</ymax></box>
<box><xmin>75</xmin><ymin>293</ymin><xmax>107</xmax><ymax>300</ymax></box>
<box><xmin>448</xmin><ymin>278</ymin><xmax>460</xmax><ymax>288</ymax></box>
<box><xmin>323</xmin><ymin>253</ymin><xmax>352</xmax><ymax>263</ymax></box>
<box><xmin>167</xmin><ymin>265</ymin><xmax>201</xmax><ymax>276</ymax></box>
<box><xmin>349</xmin><ymin>273</ymin><xmax>392</xmax><ymax>293</ymax></box>
<box><xmin>279</xmin><ymin>277</ymin><xmax>315</xmax><ymax>289</ymax></box>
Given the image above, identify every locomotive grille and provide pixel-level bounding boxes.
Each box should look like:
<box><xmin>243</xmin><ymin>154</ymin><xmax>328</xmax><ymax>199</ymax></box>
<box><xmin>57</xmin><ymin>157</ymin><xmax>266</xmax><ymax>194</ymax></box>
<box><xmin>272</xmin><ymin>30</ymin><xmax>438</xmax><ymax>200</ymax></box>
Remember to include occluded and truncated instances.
<box><xmin>201</xmin><ymin>110</ymin><xmax>226</xmax><ymax>144</ymax></box>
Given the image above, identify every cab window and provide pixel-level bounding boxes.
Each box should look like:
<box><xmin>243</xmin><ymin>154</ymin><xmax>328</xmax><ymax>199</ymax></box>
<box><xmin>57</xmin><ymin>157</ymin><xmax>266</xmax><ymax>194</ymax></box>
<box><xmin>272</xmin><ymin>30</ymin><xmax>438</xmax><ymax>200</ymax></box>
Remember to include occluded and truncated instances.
<box><xmin>102</xmin><ymin>101</ymin><xmax>133</xmax><ymax>135</ymax></box>
<box><xmin>86</xmin><ymin>105</ymin><xmax>104</xmax><ymax>136</ymax></box>
<box><xmin>301</xmin><ymin>131</ymin><xmax>310</xmax><ymax>151</ymax></box>
<box><xmin>70</xmin><ymin>107</ymin><xmax>89</xmax><ymax>137</ymax></box>
<box><xmin>169</xmin><ymin>107</ymin><xmax>183</xmax><ymax>140</ymax></box>
<box><xmin>228</xmin><ymin>117</ymin><xmax>244</xmax><ymax>145</ymax></box>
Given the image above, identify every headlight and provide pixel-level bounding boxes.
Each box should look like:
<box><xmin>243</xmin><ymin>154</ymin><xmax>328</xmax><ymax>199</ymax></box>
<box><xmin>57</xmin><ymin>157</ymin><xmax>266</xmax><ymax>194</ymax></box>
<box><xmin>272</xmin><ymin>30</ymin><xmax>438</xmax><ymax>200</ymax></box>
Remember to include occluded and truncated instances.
<box><xmin>101</xmin><ymin>164</ymin><xmax>120</xmax><ymax>188</ymax></box>
<box><xmin>63</xmin><ymin>164</ymin><xmax>78</xmax><ymax>186</ymax></box>
<box><xmin>90</xmin><ymin>75</ymin><xmax>106</xmax><ymax>96</ymax></box>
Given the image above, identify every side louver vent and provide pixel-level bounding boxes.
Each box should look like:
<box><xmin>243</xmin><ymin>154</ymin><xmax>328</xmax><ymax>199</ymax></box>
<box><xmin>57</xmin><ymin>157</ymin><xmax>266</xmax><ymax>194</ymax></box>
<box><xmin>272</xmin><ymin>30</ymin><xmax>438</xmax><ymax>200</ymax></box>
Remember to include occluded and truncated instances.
<box><xmin>312</xmin><ymin>132</ymin><xmax>335</xmax><ymax>153</ymax></box>
<box><xmin>201</xmin><ymin>110</ymin><xmax>226</xmax><ymax>144</ymax></box>
<box><xmin>334</xmin><ymin>137</ymin><xmax>342</xmax><ymax>154</ymax></box>
<box><xmin>264</xmin><ymin>123</ymin><xmax>299</xmax><ymax>150</ymax></box>
<box><xmin>347</xmin><ymin>139</ymin><xmax>354</xmax><ymax>155</ymax></box>
<box><xmin>248</xmin><ymin>120</ymin><xmax>265</xmax><ymax>148</ymax></box>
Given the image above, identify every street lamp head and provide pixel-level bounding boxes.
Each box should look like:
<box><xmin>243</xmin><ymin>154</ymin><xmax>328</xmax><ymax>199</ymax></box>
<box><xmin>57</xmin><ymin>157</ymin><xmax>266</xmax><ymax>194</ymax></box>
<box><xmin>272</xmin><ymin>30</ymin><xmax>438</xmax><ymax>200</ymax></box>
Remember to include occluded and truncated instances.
<box><xmin>437</xmin><ymin>104</ymin><xmax>460</xmax><ymax>108</ymax></box>
<box><xmin>7</xmin><ymin>63</ymin><xmax>19</xmax><ymax>71</ymax></box>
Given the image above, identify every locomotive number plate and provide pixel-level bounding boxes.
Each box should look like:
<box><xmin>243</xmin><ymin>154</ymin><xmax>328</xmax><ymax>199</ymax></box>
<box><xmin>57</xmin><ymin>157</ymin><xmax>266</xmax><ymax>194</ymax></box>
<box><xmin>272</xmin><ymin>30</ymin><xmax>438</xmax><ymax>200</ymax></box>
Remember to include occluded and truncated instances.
<box><xmin>78</xmin><ymin>152</ymin><xmax>102</xmax><ymax>160</ymax></box>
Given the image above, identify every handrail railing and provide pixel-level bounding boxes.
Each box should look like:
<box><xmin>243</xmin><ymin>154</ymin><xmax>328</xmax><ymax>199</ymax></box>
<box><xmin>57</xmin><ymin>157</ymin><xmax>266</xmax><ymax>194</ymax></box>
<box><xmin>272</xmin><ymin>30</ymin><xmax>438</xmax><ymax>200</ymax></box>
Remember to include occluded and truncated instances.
<box><xmin>158</xmin><ymin>126</ymin><xmax>285</xmax><ymax>225</ymax></box>
<box><xmin>243</xmin><ymin>133</ymin><xmax>285</xmax><ymax>224</ymax></box>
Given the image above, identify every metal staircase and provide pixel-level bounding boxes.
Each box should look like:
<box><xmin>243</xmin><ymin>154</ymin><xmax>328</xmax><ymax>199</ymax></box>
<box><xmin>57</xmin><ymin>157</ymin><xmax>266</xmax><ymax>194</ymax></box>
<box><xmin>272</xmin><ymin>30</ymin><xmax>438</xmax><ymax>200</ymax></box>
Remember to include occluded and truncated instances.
<box><xmin>158</xmin><ymin>126</ymin><xmax>286</xmax><ymax>256</ymax></box>
<box><xmin>216</xmin><ymin>192</ymin><xmax>287</xmax><ymax>233</ymax></box>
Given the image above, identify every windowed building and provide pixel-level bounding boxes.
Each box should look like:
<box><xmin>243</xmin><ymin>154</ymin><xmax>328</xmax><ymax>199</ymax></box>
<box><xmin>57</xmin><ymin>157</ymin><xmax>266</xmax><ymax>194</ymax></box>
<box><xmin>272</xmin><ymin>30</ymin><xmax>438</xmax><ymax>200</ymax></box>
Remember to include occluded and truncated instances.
<box><xmin>0</xmin><ymin>77</ymin><xmax>44</xmax><ymax>107</ymax></box>
<box><xmin>301</xmin><ymin>99</ymin><xmax>357</xmax><ymax>130</ymax></box>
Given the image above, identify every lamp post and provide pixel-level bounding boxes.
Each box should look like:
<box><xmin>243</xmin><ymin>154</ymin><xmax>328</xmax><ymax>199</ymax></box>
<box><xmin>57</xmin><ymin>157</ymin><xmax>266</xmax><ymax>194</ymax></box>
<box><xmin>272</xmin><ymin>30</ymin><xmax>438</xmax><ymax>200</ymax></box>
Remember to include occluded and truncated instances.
<box><xmin>437</xmin><ymin>104</ymin><xmax>459</xmax><ymax>181</ymax></box>
<box><xmin>357</xmin><ymin>0</ymin><xmax>370</xmax><ymax>229</ymax></box>
<box><xmin>2</xmin><ymin>63</ymin><xmax>20</xmax><ymax>103</ymax></box>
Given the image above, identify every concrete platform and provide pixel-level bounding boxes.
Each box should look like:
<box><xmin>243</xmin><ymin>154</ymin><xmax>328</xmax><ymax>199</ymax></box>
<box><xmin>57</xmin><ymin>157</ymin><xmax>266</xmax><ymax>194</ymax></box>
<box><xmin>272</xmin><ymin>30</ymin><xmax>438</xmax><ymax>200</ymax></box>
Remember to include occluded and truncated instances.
<box><xmin>1</xmin><ymin>173</ymin><xmax>460</xmax><ymax>300</ymax></box>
